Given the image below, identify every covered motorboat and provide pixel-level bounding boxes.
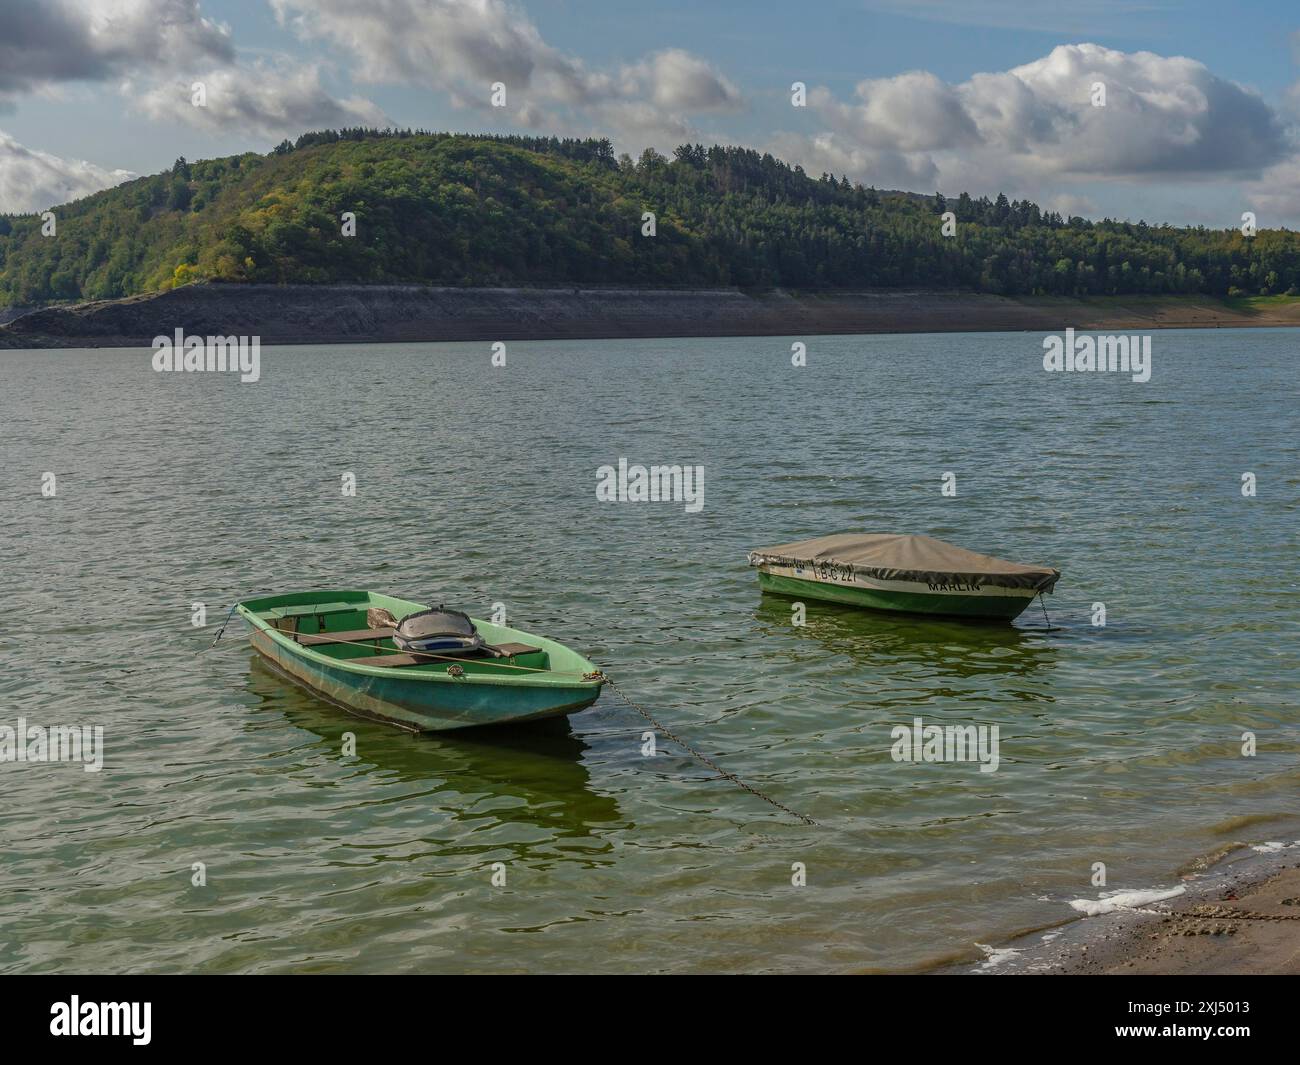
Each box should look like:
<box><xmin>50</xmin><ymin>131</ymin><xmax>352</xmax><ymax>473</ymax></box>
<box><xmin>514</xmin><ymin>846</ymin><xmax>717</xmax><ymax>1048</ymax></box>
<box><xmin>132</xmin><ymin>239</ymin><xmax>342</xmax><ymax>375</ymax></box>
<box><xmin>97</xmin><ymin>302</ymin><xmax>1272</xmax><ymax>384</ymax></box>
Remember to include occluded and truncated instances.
<box><xmin>748</xmin><ymin>533</ymin><xmax>1059</xmax><ymax>621</ymax></box>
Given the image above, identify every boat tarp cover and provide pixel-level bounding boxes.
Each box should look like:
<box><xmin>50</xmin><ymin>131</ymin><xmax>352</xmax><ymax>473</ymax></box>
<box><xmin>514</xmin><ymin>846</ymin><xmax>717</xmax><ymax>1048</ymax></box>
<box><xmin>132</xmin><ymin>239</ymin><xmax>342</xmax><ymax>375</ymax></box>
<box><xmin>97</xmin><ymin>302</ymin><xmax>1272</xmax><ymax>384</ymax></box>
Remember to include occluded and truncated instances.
<box><xmin>748</xmin><ymin>533</ymin><xmax>1060</xmax><ymax>592</ymax></box>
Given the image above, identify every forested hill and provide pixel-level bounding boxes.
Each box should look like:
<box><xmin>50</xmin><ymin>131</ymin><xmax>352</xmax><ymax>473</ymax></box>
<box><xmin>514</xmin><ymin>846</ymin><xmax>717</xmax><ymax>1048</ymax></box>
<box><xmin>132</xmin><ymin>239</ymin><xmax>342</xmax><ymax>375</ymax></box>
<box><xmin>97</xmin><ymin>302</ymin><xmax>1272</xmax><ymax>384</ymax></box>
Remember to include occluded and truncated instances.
<box><xmin>1</xmin><ymin>128</ymin><xmax>1297</xmax><ymax>306</ymax></box>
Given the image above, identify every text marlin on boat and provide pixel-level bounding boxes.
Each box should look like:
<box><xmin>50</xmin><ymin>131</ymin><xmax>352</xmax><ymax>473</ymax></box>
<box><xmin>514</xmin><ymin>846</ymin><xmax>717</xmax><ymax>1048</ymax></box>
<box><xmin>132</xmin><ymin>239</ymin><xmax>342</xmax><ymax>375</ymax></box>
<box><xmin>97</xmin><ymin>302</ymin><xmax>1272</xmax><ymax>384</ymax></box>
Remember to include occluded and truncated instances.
<box><xmin>748</xmin><ymin>533</ymin><xmax>1059</xmax><ymax>622</ymax></box>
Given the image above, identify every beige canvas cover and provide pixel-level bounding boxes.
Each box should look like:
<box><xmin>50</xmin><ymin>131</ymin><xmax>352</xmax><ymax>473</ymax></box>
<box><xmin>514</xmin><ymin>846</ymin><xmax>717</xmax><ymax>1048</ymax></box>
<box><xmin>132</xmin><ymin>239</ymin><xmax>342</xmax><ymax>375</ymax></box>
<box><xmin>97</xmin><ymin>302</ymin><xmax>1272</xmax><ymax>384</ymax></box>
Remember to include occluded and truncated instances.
<box><xmin>748</xmin><ymin>533</ymin><xmax>1060</xmax><ymax>592</ymax></box>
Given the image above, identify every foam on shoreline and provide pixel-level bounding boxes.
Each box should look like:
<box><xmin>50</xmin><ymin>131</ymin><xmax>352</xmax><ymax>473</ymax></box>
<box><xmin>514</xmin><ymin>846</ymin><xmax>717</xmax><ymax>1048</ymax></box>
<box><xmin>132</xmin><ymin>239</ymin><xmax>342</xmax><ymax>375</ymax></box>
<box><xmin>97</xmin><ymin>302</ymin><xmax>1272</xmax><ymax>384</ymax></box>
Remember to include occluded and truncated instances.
<box><xmin>952</xmin><ymin>837</ymin><xmax>1300</xmax><ymax>975</ymax></box>
<box><xmin>1068</xmin><ymin>886</ymin><xmax>1186</xmax><ymax>917</ymax></box>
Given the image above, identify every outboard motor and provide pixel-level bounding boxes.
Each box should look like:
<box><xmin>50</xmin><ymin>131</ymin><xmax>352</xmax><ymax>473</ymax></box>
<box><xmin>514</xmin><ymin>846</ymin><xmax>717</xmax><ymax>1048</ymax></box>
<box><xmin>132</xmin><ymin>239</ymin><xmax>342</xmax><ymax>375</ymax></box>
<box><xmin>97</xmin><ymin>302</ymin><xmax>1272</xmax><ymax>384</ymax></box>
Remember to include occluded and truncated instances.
<box><xmin>392</xmin><ymin>607</ymin><xmax>485</xmax><ymax>657</ymax></box>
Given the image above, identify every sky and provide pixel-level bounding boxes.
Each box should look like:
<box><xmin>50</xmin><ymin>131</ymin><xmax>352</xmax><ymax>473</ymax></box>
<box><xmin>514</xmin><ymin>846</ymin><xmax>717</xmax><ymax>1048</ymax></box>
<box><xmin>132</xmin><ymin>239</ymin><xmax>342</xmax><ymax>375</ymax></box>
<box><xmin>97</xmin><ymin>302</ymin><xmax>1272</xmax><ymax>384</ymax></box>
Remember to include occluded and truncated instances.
<box><xmin>2</xmin><ymin>0</ymin><xmax>1300</xmax><ymax>226</ymax></box>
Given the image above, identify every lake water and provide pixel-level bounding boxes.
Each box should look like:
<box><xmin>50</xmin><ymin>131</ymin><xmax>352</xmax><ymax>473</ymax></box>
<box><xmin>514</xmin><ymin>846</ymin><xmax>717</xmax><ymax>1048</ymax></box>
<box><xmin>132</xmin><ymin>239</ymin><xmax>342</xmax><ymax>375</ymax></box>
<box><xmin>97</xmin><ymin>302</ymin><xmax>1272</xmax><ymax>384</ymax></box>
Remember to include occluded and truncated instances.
<box><xmin>2</xmin><ymin>329</ymin><xmax>1297</xmax><ymax>973</ymax></box>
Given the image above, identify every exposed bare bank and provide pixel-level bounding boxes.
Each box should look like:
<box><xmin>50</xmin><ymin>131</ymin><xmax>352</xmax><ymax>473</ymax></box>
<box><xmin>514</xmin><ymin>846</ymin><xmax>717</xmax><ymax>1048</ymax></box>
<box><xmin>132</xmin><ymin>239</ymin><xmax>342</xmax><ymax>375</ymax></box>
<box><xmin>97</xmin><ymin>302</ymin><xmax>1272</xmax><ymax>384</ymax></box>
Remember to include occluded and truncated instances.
<box><xmin>3</xmin><ymin>284</ymin><xmax>1299</xmax><ymax>349</ymax></box>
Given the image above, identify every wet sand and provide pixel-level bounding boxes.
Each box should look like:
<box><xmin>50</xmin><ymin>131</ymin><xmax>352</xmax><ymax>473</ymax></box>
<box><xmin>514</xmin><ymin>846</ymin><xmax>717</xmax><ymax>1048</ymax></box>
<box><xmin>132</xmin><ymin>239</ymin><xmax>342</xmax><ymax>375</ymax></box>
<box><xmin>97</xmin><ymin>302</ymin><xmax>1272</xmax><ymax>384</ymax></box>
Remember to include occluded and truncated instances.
<box><xmin>1053</xmin><ymin>864</ymin><xmax>1300</xmax><ymax>975</ymax></box>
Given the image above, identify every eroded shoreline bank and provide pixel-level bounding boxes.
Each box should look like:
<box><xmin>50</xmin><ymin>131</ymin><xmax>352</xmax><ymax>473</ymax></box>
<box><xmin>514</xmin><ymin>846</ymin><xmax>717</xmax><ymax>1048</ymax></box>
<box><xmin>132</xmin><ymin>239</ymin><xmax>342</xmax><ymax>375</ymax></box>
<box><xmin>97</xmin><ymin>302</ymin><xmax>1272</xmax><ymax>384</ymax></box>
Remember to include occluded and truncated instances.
<box><xmin>3</xmin><ymin>284</ymin><xmax>1299</xmax><ymax>348</ymax></box>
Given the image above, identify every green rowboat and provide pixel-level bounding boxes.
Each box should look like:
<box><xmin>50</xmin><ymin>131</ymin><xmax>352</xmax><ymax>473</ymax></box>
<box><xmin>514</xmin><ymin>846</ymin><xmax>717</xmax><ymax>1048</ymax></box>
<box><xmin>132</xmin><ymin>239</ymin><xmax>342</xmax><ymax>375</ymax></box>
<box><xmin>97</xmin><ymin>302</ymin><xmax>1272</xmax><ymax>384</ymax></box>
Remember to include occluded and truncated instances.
<box><xmin>748</xmin><ymin>533</ymin><xmax>1060</xmax><ymax>622</ymax></box>
<box><xmin>236</xmin><ymin>590</ymin><xmax>606</xmax><ymax>732</ymax></box>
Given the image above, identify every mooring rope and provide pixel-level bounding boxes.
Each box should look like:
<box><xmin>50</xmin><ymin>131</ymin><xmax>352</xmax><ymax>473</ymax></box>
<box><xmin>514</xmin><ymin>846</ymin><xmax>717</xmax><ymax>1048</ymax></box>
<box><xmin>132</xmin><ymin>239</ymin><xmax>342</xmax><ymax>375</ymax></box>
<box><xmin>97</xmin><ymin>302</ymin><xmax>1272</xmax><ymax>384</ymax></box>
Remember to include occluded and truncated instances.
<box><xmin>597</xmin><ymin>673</ymin><xmax>819</xmax><ymax>827</ymax></box>
<box><xmin>213</xmin><ymin>606</ymin><xmax>818</xmax><ymax>825</ymax></box>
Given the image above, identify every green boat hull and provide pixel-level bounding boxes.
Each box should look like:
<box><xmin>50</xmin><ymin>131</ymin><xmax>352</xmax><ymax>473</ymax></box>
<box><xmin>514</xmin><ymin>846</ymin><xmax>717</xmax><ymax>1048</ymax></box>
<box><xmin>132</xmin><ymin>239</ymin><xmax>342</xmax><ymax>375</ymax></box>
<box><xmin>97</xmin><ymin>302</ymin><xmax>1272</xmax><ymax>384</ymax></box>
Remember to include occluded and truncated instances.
<box><xmin>757</xmin><ymin>571</ymin><xmax>1034</xmax><ymax>621</ymax></box>
<box><xmin>237</xmin><ymin>590</ymin><xmax>604</xmax><ymax>732</ymax></box>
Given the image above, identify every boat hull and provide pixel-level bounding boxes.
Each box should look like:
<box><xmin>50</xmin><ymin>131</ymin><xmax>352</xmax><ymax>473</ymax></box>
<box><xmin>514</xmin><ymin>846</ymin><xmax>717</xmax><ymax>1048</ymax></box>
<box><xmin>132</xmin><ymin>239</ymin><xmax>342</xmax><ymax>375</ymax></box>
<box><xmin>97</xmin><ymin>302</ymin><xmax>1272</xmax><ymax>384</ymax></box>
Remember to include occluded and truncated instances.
<box><xmin>237</xmin><ymin>591</ymin><xmax>604</xmax><ymax>732</ymax></box>
<box><xmin>250</xmin><ymin>630</ymin><xmax>601</xmax><ymax>731</ymax></box>
<box><xmin>756</xmin><ymin>569</ymin><xmax>1036</xmax><ymax>621</ymax></box>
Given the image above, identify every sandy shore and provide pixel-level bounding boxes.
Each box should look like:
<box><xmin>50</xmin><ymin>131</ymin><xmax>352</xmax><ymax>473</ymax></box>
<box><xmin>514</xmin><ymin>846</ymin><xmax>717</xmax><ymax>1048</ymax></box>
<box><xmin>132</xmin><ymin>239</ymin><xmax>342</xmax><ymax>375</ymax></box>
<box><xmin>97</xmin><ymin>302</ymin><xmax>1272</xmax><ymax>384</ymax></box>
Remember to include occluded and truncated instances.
<box><xmin>1052</xmin><ymin>863</ymin><xmax>1300</xmax><ymax>975</ymax></box>
<box><xmin>3</xmin><ymin>284</ymin><xmax>1300</xmax><ymax>348</ymax></box>
<box><xmin>953</xmin><ymin>849</ymin><xmax>1300</xmax><ymax>976</ymax></box>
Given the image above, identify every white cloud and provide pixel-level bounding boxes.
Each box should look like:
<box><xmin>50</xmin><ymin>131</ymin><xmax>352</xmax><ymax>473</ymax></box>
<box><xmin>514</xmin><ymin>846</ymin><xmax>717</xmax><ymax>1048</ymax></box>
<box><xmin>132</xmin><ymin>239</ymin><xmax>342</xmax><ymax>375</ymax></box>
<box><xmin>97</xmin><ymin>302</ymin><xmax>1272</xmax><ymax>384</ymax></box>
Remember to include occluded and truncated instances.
<box><xmin>1244</xmin><ymin>158</ymin><xmax>1300</xmax><ymax>222</ymax></box>
<box><xmin>812</xmin><ymin>71</ymin><xmax>978</xmax><ymax>153</ymax></box>
<box><xmin>981</xmin><ymin>44</ymin><xmax>1284</xmax><ymax>176</ymax></box>
<box><xmin>270</xmin><ymin>0</ymin><xmax>599</xmax><ymax>101</ymax></box>
<box><xmin>0</xmin><ymin>2</ymin><xmax>386</xmax><ymax>141</ymax></box>
<box><xmin>621</xmin><ymin>49</ymin><xmax>742</xmax><ymax>113</ymax></box>
<box><xmin>135</xmin><ymin>61</ymin><xmax>389</xmax><ymax>138</ymax></box>
<box><xmin>270</xmin><ymin>0</ymin><xmax>742</xmax><ymax>149</ymax></box>
<box><xmin>582</xmin><ymin>100</ymin><xmax>699</xmax><ymax>152</ymax></box>
<box><xmin>1041</xmin><ymin>192</ymin><xmax>1099</xmax><ymax>219</ymax></box>
<box><xmin>0</xmin><ymin>0</ymin><xmax>233</xmax><ymax>100</ymax></box>
<box><xmin>773</xmin><ymin>43</ymin><xmax>1288</xmax><ymax>206</ymax></box>
<box><xmin>766</xmin><ymin>131</ymin><xmax>939</xmax><ymax>189</ymax></box>
<box><xmin>0</xmin><ymin>128</ymin><xmax>132</xmax><ymax>212</ymax></box>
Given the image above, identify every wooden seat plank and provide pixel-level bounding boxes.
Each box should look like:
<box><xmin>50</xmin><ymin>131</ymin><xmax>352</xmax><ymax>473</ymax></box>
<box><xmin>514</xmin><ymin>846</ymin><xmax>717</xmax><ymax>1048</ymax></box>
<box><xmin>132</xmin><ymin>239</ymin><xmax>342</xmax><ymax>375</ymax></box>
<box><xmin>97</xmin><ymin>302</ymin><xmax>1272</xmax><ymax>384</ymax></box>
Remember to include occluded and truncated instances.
<box><xmin>263</xmin><ymin>602</ymin><xmax>357</xmax><ymax>619</ymax></box>
<box><xmin>491</xmin><ymin>643</ymin><xmax>542</xmax><ymax>657</ymax></box>
<box><xmin>297</xmin><ymin>627</ymin><xmax>396</xmax><ymax>646</ymax></box>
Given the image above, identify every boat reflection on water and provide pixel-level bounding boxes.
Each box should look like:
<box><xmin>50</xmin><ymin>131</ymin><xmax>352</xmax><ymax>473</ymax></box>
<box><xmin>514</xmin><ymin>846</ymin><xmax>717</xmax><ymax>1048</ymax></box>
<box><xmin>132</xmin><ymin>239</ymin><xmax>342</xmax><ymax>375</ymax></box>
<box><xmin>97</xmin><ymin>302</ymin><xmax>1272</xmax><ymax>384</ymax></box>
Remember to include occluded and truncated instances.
<box><xmin>245</xmin><ymin>655</ymin><xmax>625</xmax><ymax>840</ymax></box>
<box><xmin>751</xmin><ymin>594</ymin><xmax>1062</xmax><ymax>683</ymax></box>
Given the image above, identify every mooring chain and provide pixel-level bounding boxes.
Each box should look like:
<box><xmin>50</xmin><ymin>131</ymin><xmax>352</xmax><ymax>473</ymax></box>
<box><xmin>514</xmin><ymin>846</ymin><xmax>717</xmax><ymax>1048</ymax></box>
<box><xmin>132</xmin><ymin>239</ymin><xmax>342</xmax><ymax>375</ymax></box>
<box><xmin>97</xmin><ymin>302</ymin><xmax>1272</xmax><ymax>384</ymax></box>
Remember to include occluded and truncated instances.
<box><xmin>207</xmin><ymin>610</ymin><xmax>816</xmax><ymax>826</ymax></box>
<box><xmin>1036</xmin><ymin>592</ymin><xmax>1056</xmax><ymax>631</ymax></box>
<box><xmin>597</xmin><ymin>674</ymin><xmax>819</xmax><ymax>827</ymax></box>
<box><xmin>1181</xmin><ymin>903</ymin><xmax>1300</xmax><ymax>922</ymax></box>
<box><xmin>208</xmin><ymin>604</ymin><xmax>240</xmax><ymax>649</ymax></box>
